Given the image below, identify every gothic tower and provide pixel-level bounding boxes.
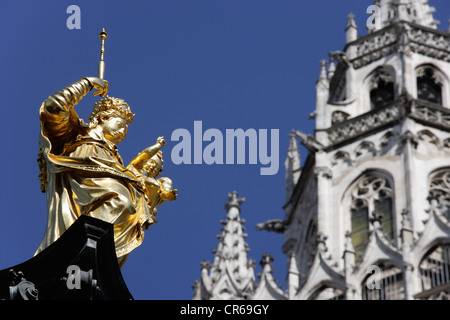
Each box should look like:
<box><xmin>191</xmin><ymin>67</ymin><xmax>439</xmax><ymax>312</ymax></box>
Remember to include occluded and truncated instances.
<box><xmin>192</xmin><ymin>191</ymin><xmax>286</xmax><ymax>300</ymax></box>
<box><xmin>281</xmin><ymin>0</ymin><xmax>450</xmax><ymax>300</ymax></box>
<box><xmin>192</xmin><ymin>191</ymin><xmax>256</xmax><ymax>300</ymax></box>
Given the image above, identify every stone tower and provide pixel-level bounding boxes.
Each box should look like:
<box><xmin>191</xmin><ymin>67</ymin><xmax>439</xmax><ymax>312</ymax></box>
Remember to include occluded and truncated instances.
<box><xmin>193</xmin><ymin>0</ymin><xmax>450</xmax><ymax>301</ymax></box>
<box><xmin>192</xmin><ymin>191</ymin><xmax>286</xmax><ymax>300</ymax></box>
<box><xmin>192</xmin><ymin>191</ymin><xmax>256</xmax><ymax>300</ymax></box>
<box><xmin>280</xmin><ymin>0</ymin><xmax>450</xmax><ymax>300</ymax></box>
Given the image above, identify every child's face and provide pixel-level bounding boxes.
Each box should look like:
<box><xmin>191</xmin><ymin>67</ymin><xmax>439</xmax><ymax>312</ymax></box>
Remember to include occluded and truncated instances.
<box><xmin>142</xmin><ymin>159</ymin><xmax>162</xmax><ymax>177</ymax></box>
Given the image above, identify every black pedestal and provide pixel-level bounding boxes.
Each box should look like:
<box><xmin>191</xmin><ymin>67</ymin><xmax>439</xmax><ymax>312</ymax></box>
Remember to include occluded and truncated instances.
<box><xmin>0</xmin><ymin>215</ymin><xmax>133</xmax><ymax>300</ymax></box>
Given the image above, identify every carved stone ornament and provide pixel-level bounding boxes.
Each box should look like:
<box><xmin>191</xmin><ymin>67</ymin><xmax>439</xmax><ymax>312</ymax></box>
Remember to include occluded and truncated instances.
<box><xmin>327</xmin><ymin>104</ymin><xmax>402</xmax><ymax>146</ymax></box>
<box><xmin>348</xmin><ymin>22</ymin><xmax>450</xmax><ymax>69</ymax></box>
<box><xmin>428</xmin><ymin>169</ymin><xmax>450</xmax><ymax>221</ymax></box>
<box><xmin>331</xmin><ymin>110</ymin><xmax>350</xmax><ymax>125</ymax></box>
<box><xmin>351</xmin><ymin>175</ymin><xmax>392</xmax><ymax>211</ymax></box>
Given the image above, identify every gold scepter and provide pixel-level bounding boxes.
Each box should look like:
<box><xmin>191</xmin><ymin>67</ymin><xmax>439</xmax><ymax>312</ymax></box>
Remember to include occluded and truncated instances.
<box><xmin>98</xmin><ymin>28</ymin><xmax>108</xmax><ymax>80</ymax></box>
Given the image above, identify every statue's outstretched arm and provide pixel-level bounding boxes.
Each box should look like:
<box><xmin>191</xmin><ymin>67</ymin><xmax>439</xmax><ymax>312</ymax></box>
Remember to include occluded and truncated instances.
<box><xmin>128</xmin><ymin>137</ymin><xmax>165</xmax><ymax>168</ymax></box>
<box><xmin>43</xmin><ymin>77</ymin><xmax>108</xmax><ymax>115</ymax></box>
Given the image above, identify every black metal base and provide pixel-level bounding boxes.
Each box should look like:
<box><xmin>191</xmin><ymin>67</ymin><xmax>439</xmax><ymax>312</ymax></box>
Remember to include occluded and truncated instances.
<box><xmin>0</xmin><ymin>215</ymin><xmax>133</xmax><ymax>300</ymax></box>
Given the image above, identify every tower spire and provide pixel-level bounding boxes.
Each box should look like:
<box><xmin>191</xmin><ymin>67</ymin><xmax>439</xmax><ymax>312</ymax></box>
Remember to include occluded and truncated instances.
<box><xmin>374</xmin><ymin>0</ymin><xmax>440</xmax><ymax>30</ymax></box>
<box><xmin>285</xmin><ymin>134</ymin><xmax>301</xmax><ymax>201</ymax></box>
<box><xmin>346</xmin><ymin>12</ymin><xmax>358</xmax><ymax>43</ymax></box>
<box><xmin>193</xmin><ymin>191</ymin><xmax>255</xmax><ymax>300</ymax></box>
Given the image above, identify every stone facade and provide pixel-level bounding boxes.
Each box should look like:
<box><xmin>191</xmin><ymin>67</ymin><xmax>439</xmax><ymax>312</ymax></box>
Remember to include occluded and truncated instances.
<box><xmin>194</xmin><ymin>0</ymin><xmax>450</xmax><ymax>300</ymax></box>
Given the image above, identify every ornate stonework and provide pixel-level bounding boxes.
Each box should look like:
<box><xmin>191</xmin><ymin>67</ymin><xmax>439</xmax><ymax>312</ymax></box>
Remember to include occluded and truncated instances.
<box><xmin>326</xmin><ymin>103</ymin><xmax>403</xmax><ymax>146</ymax></box>
<box><xmin>192</xmin><ymin>192</ymin><xmax>284</xmax><ymax>300</ymax></box>
<box><xmin>194</xmin><ymin>0</ymin><xmax>450</xmax><ymax>301</ymax></box>
<box><xmin>348</xmin><ymin>22</ymin><xmax>450</xmax><ymax>70</ymax></box>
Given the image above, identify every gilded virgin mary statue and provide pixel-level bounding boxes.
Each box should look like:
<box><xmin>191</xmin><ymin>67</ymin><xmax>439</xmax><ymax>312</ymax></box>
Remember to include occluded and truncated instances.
<box><xmin>35</xmin><ymin>76</ymin><xmax>177</xmax><ymax>267</ymax></box>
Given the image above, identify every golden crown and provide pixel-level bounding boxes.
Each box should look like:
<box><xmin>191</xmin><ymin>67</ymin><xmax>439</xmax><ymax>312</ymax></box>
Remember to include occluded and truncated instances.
<box><xmin>89</xmin><ymin>95</ymin><xmax>135</xmax><ymax>125</ymax></box>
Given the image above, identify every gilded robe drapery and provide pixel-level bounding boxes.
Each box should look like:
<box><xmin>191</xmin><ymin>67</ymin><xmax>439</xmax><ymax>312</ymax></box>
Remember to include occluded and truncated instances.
<box><xmin>35</xmin><ymin>79</ymin><xmax>155</xmax><ymax>266</ymax></box>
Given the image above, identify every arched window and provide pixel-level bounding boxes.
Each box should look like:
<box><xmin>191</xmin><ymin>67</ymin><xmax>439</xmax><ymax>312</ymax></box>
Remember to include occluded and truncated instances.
<box><xmin>369</xmin><ymin>67</ymin><xmax>395</xmax><ymax>109</ymax></box>
<box><xmin>375</xmin><ymin>195</ymin><xmax>394</xmax><ymax>241</ymax></box>
<box><xmin>349</xmin><ymin>173</ymin><xmax>395</xmax><ymax>262</ymax></box>
<box><xmin>428</xmin><ymin>168</ymin><xmax>450</xmax><ymax>220</ymax></box>
<box><xmin>371</xmin><ymin>81</ymin><xmax>394</xmax><ymax>108</ymax></box>
<box><xmin>361</xmin><ymin>263</ymin><xmax>405</xmax><ymax>300</ymax></box>
<box><xmin>350</xmin><ymin>200</ymin><xmax>370</xmax><ymax>263</ymax></box>
<box><xmin>417</xmin><ymin>65</ymin><xmax>443</xmax><ymax>105</ymax></box>
<box><xmin>419</xmin><ymin>245</ymin><xmax>450</xmax><ymax>293</ymax></box>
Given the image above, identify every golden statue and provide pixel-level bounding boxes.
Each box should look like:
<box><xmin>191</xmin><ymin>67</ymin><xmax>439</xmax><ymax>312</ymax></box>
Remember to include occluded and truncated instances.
<box><xmin>127</xmin><ymin>140</ymin><xmax>178</xmax><ymax>229</ymax></box>
<box><xmin>35</xmin><ymin>29</ymin><xmax>177</xmax><ymax>268</ymax></box>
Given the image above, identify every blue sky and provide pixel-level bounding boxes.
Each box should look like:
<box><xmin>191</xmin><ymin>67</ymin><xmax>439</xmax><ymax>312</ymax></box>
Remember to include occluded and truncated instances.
<box><xmin>0</xmin><ymin>1</ymin><xmax>448</xmax><ymax>300</ymax></box>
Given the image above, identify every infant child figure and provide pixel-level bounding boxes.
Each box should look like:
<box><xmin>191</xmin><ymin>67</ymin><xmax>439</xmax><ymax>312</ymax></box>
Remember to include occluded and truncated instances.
<box><xmin>127</xmin><ymin>137</ymin><xmax>178</xmax><ymax>229</ymax></box>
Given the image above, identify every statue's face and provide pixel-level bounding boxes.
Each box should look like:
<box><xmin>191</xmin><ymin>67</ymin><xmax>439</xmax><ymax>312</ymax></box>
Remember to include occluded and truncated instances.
<box><xmin>100</xmin><ymin>115</ymin><xmax>128</xmax><ymax>144</ymax></box>
<box><xmin>142</xmin><ymin>160</ymin><xmax>162</xmax><ymax>178</ymax></box>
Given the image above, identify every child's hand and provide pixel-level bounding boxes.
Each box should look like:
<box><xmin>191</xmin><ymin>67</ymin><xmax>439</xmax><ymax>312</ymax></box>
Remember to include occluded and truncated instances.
<box><xmin>156</xmin><ymin>136</ymin><xmax>165</xmax><ymax>146</ymax></box>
